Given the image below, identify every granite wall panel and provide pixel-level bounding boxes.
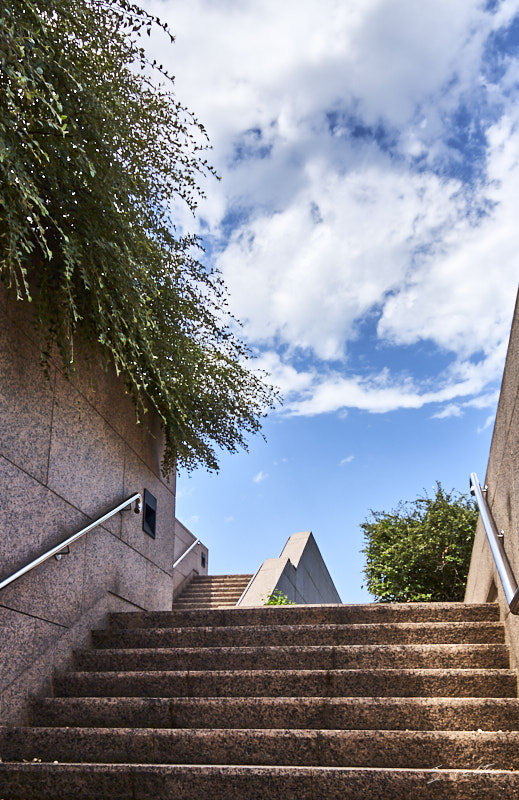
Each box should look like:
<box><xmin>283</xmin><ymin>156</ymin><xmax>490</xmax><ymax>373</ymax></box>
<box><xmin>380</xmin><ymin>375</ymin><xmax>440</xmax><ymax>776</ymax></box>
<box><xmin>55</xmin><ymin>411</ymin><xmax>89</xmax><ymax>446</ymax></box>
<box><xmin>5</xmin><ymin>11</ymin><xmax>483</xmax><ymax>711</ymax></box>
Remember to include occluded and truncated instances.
<box><xmin>465</xmin><ymin>291</ymin><xmax>519</xmax><ymax>672</ymax></box>
<box><xmin>0</xmin><ymin>592</ymin><xmax>139</xmax><ymax>725</ymax></box>
<box><xmin>171</xmin><ymin>519</ymin><xmax>208</xmax><ymax>600</ymax></box>
<box><xmin>47</xmin><ymin>371</ymin><xmax>126</xmax><ymax>535</ymax></box>
<box><xmin>67</xmin><ymin>346</ymin><xmax>165</xmax><ymax>481</ymax></box>
<box><xmin>0</xmin><ymin>315</ymin><xmax>55</xmax><ymax>485</ymax></box>
<box><xmin>0</xmin><ymin>290</ymin><xmax>193</xmax><ymax>725</ymax></box>
<box><xmin>145</xmin><ymin>560</ymin><xmax>177</xmax><ymax>611</ymax></box>
<box><xmin>0</xmin><ymin>456</ymin><xmax>54</xmax><ymax>575</ymax></box>
<box><xmin>0</xmin><ymin>608</ymin><xmax>37</xmax><ymax>688</ymax></box>
<box><xmin>121</xmin><ymin>447</ymin><xmax>176</xmax><ymax>571</ymax></box>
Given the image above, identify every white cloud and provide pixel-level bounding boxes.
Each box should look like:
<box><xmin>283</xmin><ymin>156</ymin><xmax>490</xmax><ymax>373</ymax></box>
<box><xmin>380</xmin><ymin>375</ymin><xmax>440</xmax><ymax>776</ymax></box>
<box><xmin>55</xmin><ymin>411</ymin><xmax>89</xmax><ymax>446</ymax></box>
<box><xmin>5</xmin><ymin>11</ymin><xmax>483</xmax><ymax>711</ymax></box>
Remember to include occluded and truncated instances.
<box><xmin>432</xmin><ymin>404</ymin><xmax>463</xmax><ymax>420</ymax></box>
<box><xmin>144</xmin><ymin>0</ymin><xmax>519</xmax><ymax>420</ymax></box>
<box><xmin>478</xmin><ymin>414</ymin><xmax>496</xmax><ymax>434</ymax></box>
<box><xmin>253</xmin><ymin>470</ymin><xmax>269</xmax><ymax>484</ymax></box>
<box><xmin>432</xmin><ymin>391</ymin><xmax>500</xmax><ymax>420</ymax></box>
<box><xmin>253</xmin><ymin>350</ymin><xmax>503</xmax><ymax>418</ymax></box>
<box><xmin>339</xmin><ymin>455</ymin><xmax>355</xmax><ymax>465</ymax></box>
<box><xmin>251</xmin><ymin>351</ymin><xmax>314</xmax><ymax>396</ymax></box>
<box><xmin>285</xmin><ymin>371</ymin><xmax>468</xmax><ymax>417</ymax></box>
<box><xmin>146</xmin><ymin>0</ymin><xmax>494</xmax><ymax>159</ymax></box>
<box><xmin>377</xmin><ymin>119</ymin><xmax>519</xmax><ymax>359</ymax></box>
<box><xmin>221</xmin><ymin>163</ymin><xmax>464</xmax><ymax>360</ymax></box>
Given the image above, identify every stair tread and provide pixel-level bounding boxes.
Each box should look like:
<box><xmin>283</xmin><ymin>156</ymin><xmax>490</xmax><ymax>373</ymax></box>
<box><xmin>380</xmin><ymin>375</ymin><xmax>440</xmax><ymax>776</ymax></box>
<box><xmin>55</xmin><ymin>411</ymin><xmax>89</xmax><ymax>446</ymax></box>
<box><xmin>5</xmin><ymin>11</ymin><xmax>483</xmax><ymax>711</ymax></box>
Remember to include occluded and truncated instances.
<box><xmin>3</xmin><ymin>600</ymin><xmax>514</xmax><ymax>798</ymax></box>
<box><xmin>4</xmin><ymin>727</ymin><xmax>519</xmax><ymax>770</ymax></box>
<box><xmin>31</xmin><ymin>694</ymin><xmax>519</xmax><ymax>731</ymax></box>
<box><xmin>4</xmin><ymin>761</ymin><xmax>519</xmax><ymax>800</ymax></box>
<box><xmin>81</xmin><ymin>642</ymin><xmax>508</xmax><ymax>656</ymax></box>
<box><xmin>64</xmin><ymin>666</ymin><xmax>516</xmax><ymax>675</ymax></box>
<box><xmin>76</xmin><ymin>643</ymin><xmax>509</xmax><ymax>671</ymax></box>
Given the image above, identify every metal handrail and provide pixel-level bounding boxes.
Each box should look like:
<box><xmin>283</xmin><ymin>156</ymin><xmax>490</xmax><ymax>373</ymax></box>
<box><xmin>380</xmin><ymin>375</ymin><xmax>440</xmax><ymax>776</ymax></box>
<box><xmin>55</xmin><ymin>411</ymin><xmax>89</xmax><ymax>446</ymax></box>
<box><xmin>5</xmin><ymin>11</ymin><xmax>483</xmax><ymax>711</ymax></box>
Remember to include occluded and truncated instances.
<box><xmin>0</xmin><ymin>493</ymin><xmax>142</xmax><ymax>592</ymax></box>
<box><xmin>470</xmin><ymin>473</ymin><xmax>519</xmax><ymax>614</ymax></box>
<box><xmin>173</xmin><ymin>538</ymin><xmax>201</xmax><ymax>569</ymax></box>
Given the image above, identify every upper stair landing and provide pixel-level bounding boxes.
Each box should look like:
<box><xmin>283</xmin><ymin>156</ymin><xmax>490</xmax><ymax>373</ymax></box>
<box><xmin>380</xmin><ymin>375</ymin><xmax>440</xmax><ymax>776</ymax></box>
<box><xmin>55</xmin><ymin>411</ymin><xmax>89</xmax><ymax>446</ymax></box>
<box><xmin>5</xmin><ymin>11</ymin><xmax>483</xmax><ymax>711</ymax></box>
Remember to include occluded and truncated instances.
<box><xmin>173</xmin><ymin>574</ymin><xmax>252</xmax><ymax>609</ymax></box>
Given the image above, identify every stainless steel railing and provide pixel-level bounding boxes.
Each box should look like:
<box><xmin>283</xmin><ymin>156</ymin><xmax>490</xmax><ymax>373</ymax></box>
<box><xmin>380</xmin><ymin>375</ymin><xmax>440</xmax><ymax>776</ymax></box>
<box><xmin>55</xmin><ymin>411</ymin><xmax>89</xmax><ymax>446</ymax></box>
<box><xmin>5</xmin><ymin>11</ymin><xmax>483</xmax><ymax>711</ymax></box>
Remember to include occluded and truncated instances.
<box><xmin>470</xmin><ymin>473</ymin><xmax>519</xmax><ymax>614</ymax></box>
<box><xmin>0</xmin><ymin>493</ymin><xmax>142</xmax><ymax>591</ymax></box>
<box><xmin>173</xmin><ymin>538</ymin><xmax>201</xmax><ymax>569</ymax></box>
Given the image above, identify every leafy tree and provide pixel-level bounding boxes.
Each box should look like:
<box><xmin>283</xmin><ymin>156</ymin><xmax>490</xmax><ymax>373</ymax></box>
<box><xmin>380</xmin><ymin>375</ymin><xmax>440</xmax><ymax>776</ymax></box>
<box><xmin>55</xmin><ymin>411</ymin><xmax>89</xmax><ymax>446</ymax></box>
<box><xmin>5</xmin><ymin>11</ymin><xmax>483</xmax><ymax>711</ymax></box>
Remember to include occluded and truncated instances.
<box><xmin>0</xmin><ymin>0</ymin><xmax>277</xmax><ymax>474</ymax></box>
<box><xmin>361</xmin><ymin>483</ymin><xmax>478</xmax><ymax>602</ymax></box>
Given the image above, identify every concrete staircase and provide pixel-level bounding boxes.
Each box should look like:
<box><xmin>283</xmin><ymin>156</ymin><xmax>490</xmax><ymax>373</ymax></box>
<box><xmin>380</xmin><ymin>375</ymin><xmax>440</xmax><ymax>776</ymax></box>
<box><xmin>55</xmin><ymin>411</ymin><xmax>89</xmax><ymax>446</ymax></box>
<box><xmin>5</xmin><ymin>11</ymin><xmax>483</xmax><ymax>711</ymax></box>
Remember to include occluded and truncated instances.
<box><xmin>173</xmin><ymin>573</ymin><xmax>252</xmax><ymax>609</ymax></box>
<box><xmin>1</xmin><ymin>602</ymin><xmax>519</xmax><ymax>798</ymax></box>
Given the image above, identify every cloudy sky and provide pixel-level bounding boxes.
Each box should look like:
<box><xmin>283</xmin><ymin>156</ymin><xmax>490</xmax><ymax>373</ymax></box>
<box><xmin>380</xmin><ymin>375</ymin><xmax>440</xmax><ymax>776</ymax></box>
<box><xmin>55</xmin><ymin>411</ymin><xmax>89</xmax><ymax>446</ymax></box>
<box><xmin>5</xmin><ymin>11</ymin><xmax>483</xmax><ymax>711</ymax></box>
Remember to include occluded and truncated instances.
<box><xmin>145</xmin><ymin>0</ymin><xmax>519</xmax><ymax>601</ymax></box>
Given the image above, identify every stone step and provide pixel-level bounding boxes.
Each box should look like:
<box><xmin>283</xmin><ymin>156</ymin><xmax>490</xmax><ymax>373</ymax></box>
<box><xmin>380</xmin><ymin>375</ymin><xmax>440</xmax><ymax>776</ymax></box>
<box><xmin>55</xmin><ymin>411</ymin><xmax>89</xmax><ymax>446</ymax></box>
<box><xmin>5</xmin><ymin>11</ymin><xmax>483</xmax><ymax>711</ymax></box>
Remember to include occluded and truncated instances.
<box><xmin>2</xmin><ymin>762</ymin><xmax>519</xmax><ymax>799</ymax></box>
<box><xmin>179</xmin><ymin>580</ymin><xmax>250</xmax><ymax>588</ymax></box>
<box><xmin>171</xmin><ymin>602</ymin><xmax>238</xmax><ymax>609</ymax></box>
<box><xmin>191</xmin><ymin>575</ymin><xmax>253</xmax><ymax>582</ymax></box>
<box><xmin>1</xmin><ymin>600</ymin><xmax>511</xmax><ymax>800</ymax></box>
<box><xmin>174</xmin><ymin>597</ymin><xmax>241</xmax><ymax>603</ymax></box>
<box><xmin>32</xmin><ymin>695</ymin><xmax>519</xmax><ymax>731</ymax></box>
<box><xmin>179</xmin><ymin>582</ymin><xmax>250</xmax><ymax>590</ymax></box>
<box><xmin>75</xmin><ymin>643</ymin><xmax>509</xmax><ymax>672</ymax></box>
<box><xmin>108</xmin><ymin>603</ymin><xmax>500</xmax><ymax>630</ymax></box>
<box><xmin>3</xmin><ymin>727</ymin><xmax>519</xmax><ymax>770</ymax></box>
<box><xmin>174</xmin><ymin>594</ymin><xmax>245</xmax><ymax>602</ymax></box>
<box><xmin>180</xmin><ymin>584</ymin><xmax>248</xmax><ymax>598</ymax></box>
<box><xmin>173</xmin><ymin>575</ymin><xmax>252</xmax><ymax>605</ymax></box>
<box><xmin>53</xmin><ymin>668</ymin><xmax>517</xmax><ymax>699</ymax></box>
<box><xmin>92</xmin><ymin>621</ymin><xmax>505</xmax><ymax>650</ymax></box>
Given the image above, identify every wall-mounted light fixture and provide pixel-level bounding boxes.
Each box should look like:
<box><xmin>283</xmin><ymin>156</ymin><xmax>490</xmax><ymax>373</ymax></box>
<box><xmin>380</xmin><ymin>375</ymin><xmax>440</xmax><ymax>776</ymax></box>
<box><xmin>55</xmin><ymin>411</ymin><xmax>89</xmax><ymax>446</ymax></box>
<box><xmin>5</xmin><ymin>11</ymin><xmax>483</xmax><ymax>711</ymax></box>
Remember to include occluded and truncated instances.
<box><xmin>142</xmin><ymin>489</ymin><xmax>157</xmax><ymax>539</ymax></box>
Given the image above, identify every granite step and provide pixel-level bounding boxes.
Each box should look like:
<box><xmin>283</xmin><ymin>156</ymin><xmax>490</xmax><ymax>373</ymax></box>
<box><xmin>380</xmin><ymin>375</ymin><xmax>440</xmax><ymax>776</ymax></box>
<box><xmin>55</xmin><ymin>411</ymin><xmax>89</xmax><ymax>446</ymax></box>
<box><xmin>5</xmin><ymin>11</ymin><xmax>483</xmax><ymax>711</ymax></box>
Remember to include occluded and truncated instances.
<box><xmin>177</xmin><ymin>582</ymin><xmax>250</xmax><ymax>591</ymax></box>
<box><xmin>173</xmin><ymin>575</ymin><xmax>252</xmax><ymax>608</ymax></box>
<box><xmin>172</xmin><ymin>577</ymin><xmax>252</xmax><ymax>610</ymax></box>
<box><xmin>92</xmin><ymin>621</ymin><xmax>505</xmax><ymax>650</ymax></box>
<box><xmin>174</xmin><ymin>595</ymin><xmax>247</xmax><ymax>603</ymax></box>
<box><xmin>188</xmin><ymin>575</ymin><xmax>253</xmax><ymax>582</ymax></box>
<box><xmin>170</xmin><ymin>599</ymin><xmax>236</xmax><ymax>610</ymax></box>
<box><xmin>3</xmin><ymin>727</ymin><xmax>519</xmax><ymax>769</ymax></box>
<box><xmin>178</xmin><ymin>581</ymin><xmax>251</xmax><ymax>590</ymax></box>
<box><xmin>0</xmin><ymin>601</ymin><xmax>513</xmax><ymax>799</ymax></box>
<box><xmin>3</xmin><ymin>762</ymin><xmax>519</xmax><ymax>800</ymax></box>
<box><xmin>53</xmin><ymin>668</ymin><xmax>517</xmax><ymax>699</ymax></box>
<box><xmin>108</xmin><ymin>603</ymin><xmax>500</xmax><ymax>629</ymax></box>
<box><xmin>178</xmin><ymin>584</ymin><xmax>249</xmax><ymax>600</ymax></box>
<box><xmin>75</xmin><ymin>643</ymin><xmax>509</xmax><ymax>672</ymax></box>
<box><xmin>174</xmin><ymin>597</ymin><xmax>242</xmax><ymax>603</ymax></box>
<box><xmin>31</xmin><ymin>695</ymin><xmax>519</xmax><ymax>731</ymax></box>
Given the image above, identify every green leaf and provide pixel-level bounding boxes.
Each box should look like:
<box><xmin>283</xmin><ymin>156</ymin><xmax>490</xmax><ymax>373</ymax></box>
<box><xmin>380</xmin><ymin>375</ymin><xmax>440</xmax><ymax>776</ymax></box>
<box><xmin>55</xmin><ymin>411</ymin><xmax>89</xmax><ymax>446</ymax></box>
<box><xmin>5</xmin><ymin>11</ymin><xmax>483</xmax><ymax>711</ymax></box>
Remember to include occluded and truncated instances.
<box><xmin>0</xmin><ymin>0</ymin><xmax>279</xmax><ymax>476</ymax></box>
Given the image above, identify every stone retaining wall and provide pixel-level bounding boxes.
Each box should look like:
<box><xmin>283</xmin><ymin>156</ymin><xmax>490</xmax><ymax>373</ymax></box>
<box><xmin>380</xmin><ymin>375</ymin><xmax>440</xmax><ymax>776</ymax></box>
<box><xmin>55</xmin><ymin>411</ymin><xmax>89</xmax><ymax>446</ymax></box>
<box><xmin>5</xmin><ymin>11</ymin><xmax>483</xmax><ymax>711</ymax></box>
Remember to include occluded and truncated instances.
<box><xmin>0</xmin><ymin>290</ymin><xmax>194</xmax><ymax>723</ymax></box>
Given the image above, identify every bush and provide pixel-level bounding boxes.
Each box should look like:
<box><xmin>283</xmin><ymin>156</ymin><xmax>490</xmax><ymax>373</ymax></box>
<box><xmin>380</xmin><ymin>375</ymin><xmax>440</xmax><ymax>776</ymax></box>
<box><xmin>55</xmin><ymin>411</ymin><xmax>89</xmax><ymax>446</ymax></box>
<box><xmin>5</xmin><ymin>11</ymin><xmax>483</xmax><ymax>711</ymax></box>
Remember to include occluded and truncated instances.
<box><xmin>263</xmin><ymin>590</ymin><xmax>295</xmax><ymax>606</ymax></box>
<box><xmin>361</xmin><ymin>483</ymin><xmax>478</xmax><ymax>602</ymax></box>
<box><xmin>0</xmin><ymin>0</ymin><xmax>277</xmax><ymax>475</ymax></box>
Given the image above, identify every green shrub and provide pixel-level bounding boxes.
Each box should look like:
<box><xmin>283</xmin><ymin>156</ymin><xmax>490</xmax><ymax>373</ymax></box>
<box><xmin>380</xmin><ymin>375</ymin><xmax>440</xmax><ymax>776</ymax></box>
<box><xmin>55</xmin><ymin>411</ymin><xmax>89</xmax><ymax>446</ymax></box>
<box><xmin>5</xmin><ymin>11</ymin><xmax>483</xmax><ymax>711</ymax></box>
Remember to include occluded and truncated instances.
<box><xmin>361</xmin><ymin>483</ymin><xmax>478</xmax><ymax>602</ymax></box>
<box><xmin>263</xmin><ymin>589</ymin><xmax>295</xmax><ymax>605</ymax></box>
<box><xmin>0</xmin><ymin>0</ymin><xmax>277</xmax><ymax>475</ymax></box>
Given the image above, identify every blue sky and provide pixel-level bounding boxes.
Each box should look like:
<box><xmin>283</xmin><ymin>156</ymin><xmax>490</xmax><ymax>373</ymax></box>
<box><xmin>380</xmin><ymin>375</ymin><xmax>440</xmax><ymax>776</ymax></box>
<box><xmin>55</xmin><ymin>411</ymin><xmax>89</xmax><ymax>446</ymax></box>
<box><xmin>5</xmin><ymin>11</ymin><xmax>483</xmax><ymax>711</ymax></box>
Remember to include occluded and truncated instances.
<box><xmin>145</xmin><ymin>0</ymin><xmax>519</xmax><ymax>602</ymax></box>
